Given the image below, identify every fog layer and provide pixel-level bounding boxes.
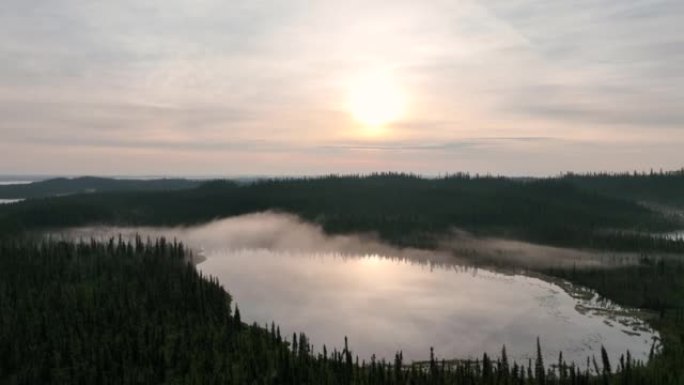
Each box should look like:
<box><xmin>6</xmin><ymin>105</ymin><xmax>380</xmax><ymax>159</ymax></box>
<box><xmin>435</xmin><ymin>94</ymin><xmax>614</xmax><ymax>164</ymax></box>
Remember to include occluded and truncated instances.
<box><xmin>65</xmin><ymin>211</ymin><xmax>621</xmax><ymax>269</ymax></box>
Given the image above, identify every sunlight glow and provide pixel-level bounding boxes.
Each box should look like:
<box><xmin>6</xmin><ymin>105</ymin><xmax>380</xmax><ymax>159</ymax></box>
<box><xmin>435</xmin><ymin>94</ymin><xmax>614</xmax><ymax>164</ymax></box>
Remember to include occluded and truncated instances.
<box><xmin>347</xmin><ymin>70</ymin><xmax>407</xmax><ymax>130</ymax></box>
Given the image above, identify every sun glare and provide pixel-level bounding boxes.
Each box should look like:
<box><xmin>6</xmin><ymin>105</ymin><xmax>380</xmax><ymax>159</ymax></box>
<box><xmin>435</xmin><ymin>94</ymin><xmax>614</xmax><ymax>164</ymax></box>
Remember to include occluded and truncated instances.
<box><xmin>347</xmin><ymin>70</ymin><xmax>407</xmax><ymax>131</ymax></box>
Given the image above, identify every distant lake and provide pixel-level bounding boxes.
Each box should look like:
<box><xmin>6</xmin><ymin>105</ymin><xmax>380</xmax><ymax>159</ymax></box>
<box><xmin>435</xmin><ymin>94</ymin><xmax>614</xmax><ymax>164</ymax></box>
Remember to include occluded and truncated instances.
<box><xmin>0</xmin><ymin>199</ymin><xmax>24</xmax><ymax>205</ymax></box>
<box><xmin>64</xmin><ymin>213</ymin><xmax>659</xmax><ymax>366</ymax></box>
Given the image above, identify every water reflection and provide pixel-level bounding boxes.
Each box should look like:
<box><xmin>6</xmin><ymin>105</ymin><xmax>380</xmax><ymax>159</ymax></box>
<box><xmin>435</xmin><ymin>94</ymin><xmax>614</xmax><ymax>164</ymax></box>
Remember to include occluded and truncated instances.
<box><xmin>60</xmin><ymin>213</ymin><xmax>659</xmax><ymax>366</ymax></box>
<box><xmin>197</xmin><ymin>249</ymin><xmax>657</xmax><ymax>365</ymax></box>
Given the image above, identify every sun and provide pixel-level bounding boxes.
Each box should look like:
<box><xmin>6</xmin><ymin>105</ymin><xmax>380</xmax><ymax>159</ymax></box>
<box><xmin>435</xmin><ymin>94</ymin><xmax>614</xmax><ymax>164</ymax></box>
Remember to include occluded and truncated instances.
<box><xmin>347</xmin><ymin>70</ymin><xmax>407</xmax><ymax>130</ymax></box>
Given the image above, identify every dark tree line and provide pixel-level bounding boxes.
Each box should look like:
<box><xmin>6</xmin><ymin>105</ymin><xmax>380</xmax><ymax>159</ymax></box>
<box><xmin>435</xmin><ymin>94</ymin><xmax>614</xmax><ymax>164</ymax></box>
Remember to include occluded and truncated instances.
<box><xmin>0</xmin><ymin>177</ymin><xmax>205</xmax><ymax>199</ymax></box>
<box><xmin>1</xmin><ymin>173</ymin><xmax>682</xmax><ymax>253</ymax></box>
<box><xmin>1</xmin><ymin>237</ymin><xmax>678</xmax><ymax>384</ymax></box>
<box><xmin>561</xmin><ymin>169</ymin><xmax>684</xmax><ymax>208</ymax></box>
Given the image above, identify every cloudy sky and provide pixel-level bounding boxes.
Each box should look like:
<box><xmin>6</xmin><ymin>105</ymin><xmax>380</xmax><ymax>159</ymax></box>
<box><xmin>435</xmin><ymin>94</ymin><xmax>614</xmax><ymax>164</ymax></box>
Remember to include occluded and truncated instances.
<box><xmin>1</xmin><ymin>0</ymin><xmax>682</xmax><ymax>176</ymax></box>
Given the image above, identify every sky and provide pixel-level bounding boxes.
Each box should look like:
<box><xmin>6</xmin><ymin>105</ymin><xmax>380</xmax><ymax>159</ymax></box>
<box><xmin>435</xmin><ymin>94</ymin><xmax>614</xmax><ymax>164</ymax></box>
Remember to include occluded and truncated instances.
<box><xmin>1</xmin><ymin>0</ymin><xmax>683</xmax><ymax>176</ymax></box>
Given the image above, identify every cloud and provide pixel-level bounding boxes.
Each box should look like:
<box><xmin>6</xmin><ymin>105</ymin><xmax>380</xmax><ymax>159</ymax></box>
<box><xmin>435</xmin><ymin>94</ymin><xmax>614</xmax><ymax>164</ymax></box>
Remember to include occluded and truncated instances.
<box><xmin>0</xmin><ymin>0</ymin><xmax>683</xmax><ymax>175</ymax></box>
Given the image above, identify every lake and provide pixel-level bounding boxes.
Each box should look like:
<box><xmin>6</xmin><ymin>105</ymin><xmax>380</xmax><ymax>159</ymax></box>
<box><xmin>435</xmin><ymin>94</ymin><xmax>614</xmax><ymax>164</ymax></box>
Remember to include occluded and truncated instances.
<box><xmin>0</xmin><ymin>199</ymin><xmax>24</xmax><ymax>205</ymax></box>
<box><xmin>65</xmin><ymin>213</ymin><xmax>659</xmax><ymax>366</ymax></box>
<box><xmin>197</xmin><ymin>249</ymin><xmax>656</xmax><ymax>365</ymax></box>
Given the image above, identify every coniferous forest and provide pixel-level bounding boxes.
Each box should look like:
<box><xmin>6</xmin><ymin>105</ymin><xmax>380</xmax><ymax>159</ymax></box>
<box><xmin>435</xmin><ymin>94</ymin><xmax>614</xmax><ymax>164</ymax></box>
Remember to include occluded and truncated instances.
<box><xmin>1</xmin><ymin>172</ymin><xmax>683</xmax><ymax>384</ymax></box>
<box><xmin>2</xmin><ymin>0</ymin><xmax>682</xmax><ymax>382</ymax></box>
<box><xmin>1</xmin><ymin>172</ymin><xmax>683</xmax><ymax>252</ymax></box>
<box><xmin>2</xmin><ymin>237</ymin><xmax>680</xmax><ymax>385</ymax></box>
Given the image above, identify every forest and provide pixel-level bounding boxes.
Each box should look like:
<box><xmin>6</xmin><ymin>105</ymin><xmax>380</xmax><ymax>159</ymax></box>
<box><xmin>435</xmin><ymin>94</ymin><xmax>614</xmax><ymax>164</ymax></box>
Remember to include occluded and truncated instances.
<box><xmin>0</xmin><ymin>177</ymin><xmax>203</xmax><ymax>199</ymax></box>
<box><xmin>1</xmin><ymin>171</ymin><xmax>684</xmax><ymax>384</ymax></box>
<box><xmin>1</xmin><ymin>172</ymin><xmax>683</xmax><ymax>252</ymax></box>
<box><xmin>1</xmin><ymin>237</ymin><xmax>680</xmax><ymax>385</ymax></box>
<box><xmin>562</xmin><ymin>169</ymin><xmax>684</xmax><ymax>208</ymax></box>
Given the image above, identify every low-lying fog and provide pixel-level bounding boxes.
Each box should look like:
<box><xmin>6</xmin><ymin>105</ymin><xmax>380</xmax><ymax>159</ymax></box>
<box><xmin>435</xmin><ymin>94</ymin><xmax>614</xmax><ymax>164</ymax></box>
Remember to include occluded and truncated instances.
<box><xmin>61</xmin><ymin>212</ymin><xmax>658</xmax><ymax>366</ymax></box>
<box><xmin>663</xmin><ymin>230</ymin><xmax>684</xmax><ymax>240</ymax></box>
<box><xmin>0</xmin><ymin>199</ymin><xmax>24</xmax><ymax>205</ymax></box>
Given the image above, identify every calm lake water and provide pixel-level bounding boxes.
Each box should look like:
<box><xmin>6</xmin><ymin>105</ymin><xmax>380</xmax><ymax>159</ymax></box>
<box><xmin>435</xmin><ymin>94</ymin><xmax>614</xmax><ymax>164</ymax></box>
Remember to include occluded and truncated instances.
<box><xmin>197</xmin><ymin>249</ymin><xmax>656</xmax><ymax>365</ymax></box>
<box><xmin>64</xmin><ymin>213</ymin><xmax>658</xmax><ymax>366</ymax></box>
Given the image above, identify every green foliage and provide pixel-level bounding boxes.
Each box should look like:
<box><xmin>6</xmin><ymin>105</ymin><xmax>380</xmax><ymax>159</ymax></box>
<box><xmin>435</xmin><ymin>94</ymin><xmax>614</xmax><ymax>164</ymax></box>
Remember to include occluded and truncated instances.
<box><xmin>1</xmin><ymin>173</ymin><xmax>681</xmax><ymax>252</ymax></box>
<box><xmin>1</xmin><ymin>172</ymin><xmax>684</xmax><ymax>383</ymax></box>
<box><xmin>1</xmin><ymin>238</ymin><xmax>678</xmax><ymax>384</ymax></box>
<box><xmin>562</xmin><ymin>169</ymin><xmax>684</xmax><ymax>208</ymax></box>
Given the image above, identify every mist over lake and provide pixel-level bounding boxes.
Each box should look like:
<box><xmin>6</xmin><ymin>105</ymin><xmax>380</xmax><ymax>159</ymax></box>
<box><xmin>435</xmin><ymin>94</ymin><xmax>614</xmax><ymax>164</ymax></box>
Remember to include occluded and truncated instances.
<box><xmin>0</xmin><ymin>199</ymin><xmax>23</xmax><ymax>205</ymax></box>
<box><xmin>62</xmin><ymin>212</ymin><xmax>659</xmax><ymax>366</ymax></box>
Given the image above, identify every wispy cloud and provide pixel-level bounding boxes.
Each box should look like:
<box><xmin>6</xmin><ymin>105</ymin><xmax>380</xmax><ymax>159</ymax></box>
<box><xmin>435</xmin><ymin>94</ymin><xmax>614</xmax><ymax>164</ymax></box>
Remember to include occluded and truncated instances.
<box><xmin>0</xmin><ymin>0</ymin><xmax>682</xmax><ymax>175</ymax></box>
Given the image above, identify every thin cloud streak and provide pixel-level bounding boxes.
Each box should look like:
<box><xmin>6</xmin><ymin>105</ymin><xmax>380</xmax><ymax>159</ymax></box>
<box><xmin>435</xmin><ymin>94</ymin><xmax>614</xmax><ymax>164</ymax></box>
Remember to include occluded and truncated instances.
<box><xmin>20</xmin><ymin>135</ymin><xmax>558</xmax><ymax>154</ymax></box>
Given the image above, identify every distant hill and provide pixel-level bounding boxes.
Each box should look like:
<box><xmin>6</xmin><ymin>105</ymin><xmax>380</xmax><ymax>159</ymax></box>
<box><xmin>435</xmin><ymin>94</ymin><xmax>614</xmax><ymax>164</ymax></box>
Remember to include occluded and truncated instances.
<box><xmin>0</xmin><ymin>177</ymin><xmax>204</xmax><ymax>199</ymax></box>
<box><xmin>1</xmin><ymin>173</ymin><xmax>681</xmax><ymax>252</ymax></box>
<box><xmin>563</xmin><ymin>170</ymin><xmax>684</xmax><ymax>208</ymax></box>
